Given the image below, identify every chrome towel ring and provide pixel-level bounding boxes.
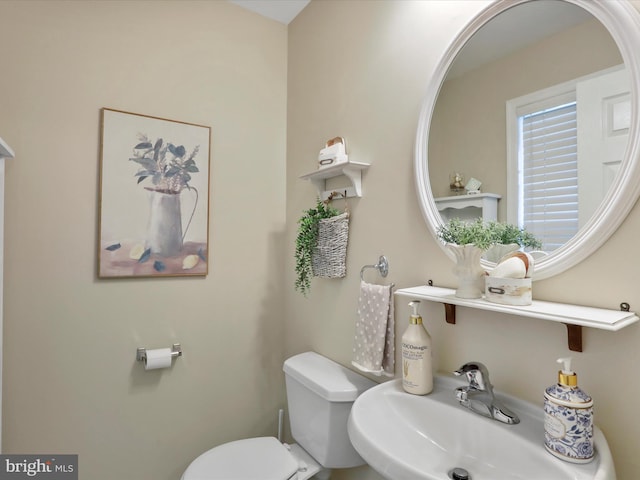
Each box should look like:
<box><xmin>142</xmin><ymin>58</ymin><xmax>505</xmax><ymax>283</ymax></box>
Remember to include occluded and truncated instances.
<box><xmin>360</xmin><ymin>255</ymin><xmax>389</xmax><ymax>281</ymax></box>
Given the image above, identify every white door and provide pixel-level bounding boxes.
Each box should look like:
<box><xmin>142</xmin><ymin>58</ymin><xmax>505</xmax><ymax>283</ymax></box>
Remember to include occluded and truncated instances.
<box><xmin>0</xmin><ymin>137</ymin><xmax>14</xmax><ymax>452</ymax></box>
<box><xmin>577</xmin><ymin>66</ymin><xmax>631</xmax><ymax>227</ymax></box>
<box><xmin>0</xmin><ymin>159</ymin><xmax>5</xmax><ymax>453</ymax></box>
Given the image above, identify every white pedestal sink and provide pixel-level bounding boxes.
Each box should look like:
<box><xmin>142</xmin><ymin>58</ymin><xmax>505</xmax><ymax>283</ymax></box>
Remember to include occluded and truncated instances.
<box><xmin>347</xmin><ymin>376</ymin><xmax>615</xmax><ymax>480</ymax></box>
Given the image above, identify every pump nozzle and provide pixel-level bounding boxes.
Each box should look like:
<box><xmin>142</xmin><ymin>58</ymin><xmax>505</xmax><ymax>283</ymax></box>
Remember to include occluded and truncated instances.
<box><xmin>409</xmin><ymin>301</ymin><xmax>420</xmax><ymax>315</ymax></box>
<box><xmin>557</xmin><ymin>357</ymin><xmax>573</xmax><ymax>375</ymax></box>
<box><xmin>556</xmin><ymin>357</ymin><xmax>577</xmax><ymax>387</ymax></box>
<box><xmin>408</xmin><ymin>300</ymin><xmax>422</xmax><ymax>325</ymax></box>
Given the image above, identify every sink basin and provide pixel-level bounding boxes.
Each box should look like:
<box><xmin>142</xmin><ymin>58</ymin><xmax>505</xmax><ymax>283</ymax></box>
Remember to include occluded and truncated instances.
<box><xmin>348</xmin><ymin>376</ymin><xmax>615</xmax><ymax>480</ymax></box>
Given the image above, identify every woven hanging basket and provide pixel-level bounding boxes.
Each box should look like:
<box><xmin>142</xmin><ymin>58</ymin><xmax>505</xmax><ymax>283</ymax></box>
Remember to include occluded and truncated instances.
<box><xmin>311</xmin><ymin>211</ymin><xmax>350</xmax><ymax>278</ymax></box>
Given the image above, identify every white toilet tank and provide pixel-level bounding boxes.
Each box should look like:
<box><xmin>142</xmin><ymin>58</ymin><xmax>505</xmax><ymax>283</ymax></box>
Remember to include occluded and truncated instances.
<box><xmin>283</xmin><ymin>352</ymin><xmax>376</xmax><ymax>469</ymax></box>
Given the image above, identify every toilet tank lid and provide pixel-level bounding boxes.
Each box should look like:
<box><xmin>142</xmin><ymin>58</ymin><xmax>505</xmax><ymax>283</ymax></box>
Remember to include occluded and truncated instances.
<box><xmin>283</xmin><ymin>352</ymin><xmax>377</xmax><ymax>402</ymax></box>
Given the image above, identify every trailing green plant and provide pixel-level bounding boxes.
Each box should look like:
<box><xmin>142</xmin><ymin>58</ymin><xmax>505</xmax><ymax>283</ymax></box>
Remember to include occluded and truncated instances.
<box><xmin>437</xmin><ymin>218</ymin><xmax>542</xmax><ymax>250</ymax></box>
<box><xmin>295</xmin><ymin>198</ymin><xmax>340</xmax><ymax>296</ymax></box>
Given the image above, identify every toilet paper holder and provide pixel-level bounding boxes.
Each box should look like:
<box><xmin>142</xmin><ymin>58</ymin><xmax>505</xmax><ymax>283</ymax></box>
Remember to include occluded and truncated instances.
<box><xmin>136</xmin><ymin>343</ymin><xmax>182</xmax><ymax>363</ymax></box>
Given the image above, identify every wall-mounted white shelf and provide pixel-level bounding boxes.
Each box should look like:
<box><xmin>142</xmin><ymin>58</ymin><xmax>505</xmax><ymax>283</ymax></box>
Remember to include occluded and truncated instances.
<box><xmin>395</xmin><ymin>285</ymin><xmax>639</xmax><ymax>352</ymax></box>
<box><xmin>300</xmin><ymin>161</ymin><xmax>370</xmax><ymax>200</ymax></box>
<box><xmin>434</xmin><ymin>193</ymin><xmax>501</xmax><ymax>222</ymax></box>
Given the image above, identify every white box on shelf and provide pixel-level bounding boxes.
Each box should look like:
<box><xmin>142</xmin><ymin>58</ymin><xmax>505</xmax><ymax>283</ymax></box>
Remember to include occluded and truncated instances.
<box><xmin>318</xmin><ymin>142</ymin><xmax>348</xmax><ymax>170</ymax></box>
<box><xmin>485</xmin><ymin>276</ymin><xmax>532</xmax><ymax>306</ymax></box>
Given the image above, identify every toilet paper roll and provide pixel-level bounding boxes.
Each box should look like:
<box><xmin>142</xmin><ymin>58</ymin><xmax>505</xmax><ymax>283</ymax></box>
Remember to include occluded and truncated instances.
<box><xmin>144</xmin><ymin>348</ymin><xmax>173</xmax><ymax>370</ymax></box>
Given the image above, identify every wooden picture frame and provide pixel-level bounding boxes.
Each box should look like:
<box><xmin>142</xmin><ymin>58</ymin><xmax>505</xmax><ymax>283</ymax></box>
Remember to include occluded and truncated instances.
<box><xmin>98</xmin><ymin>108</ymin><xmax>211</xmax><ymax>278</ymax></box>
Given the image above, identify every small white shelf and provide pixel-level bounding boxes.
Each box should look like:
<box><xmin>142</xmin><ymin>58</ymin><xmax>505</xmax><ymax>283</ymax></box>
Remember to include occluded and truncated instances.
<box><xmin>300</xmin><ymin>161</ymin><xmax>370</xmax><ymax>200</ymax></box>
<box><xmin>435</xmin><ymin>193</ymin><xmax>501</xmax><ymax>222</ymax></box>
<box><xmin>395</xmin><ymin>285</ymin><xmax>639</xmax><ymax>352</ymax></box>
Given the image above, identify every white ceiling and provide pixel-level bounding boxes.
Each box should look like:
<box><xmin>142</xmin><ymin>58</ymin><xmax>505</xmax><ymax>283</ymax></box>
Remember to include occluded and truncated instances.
<box><xmin>228</xmin><ymin>0</ymin><xmax>311</xmax><ymax>24</ymax></box>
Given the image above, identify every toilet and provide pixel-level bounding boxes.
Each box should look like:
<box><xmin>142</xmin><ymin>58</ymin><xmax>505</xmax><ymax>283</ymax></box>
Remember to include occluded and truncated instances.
<box><xmin>181</xmin><ymin>351</ymin><xmax>376</xmax><ymax>480</ymax></box>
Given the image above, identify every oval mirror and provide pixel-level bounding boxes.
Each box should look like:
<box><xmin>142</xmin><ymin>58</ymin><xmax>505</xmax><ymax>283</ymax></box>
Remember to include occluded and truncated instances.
<box><xmin>415</xmin><ymin>0</ymin><xmax>640</xmax><ymax>280</ymax></box>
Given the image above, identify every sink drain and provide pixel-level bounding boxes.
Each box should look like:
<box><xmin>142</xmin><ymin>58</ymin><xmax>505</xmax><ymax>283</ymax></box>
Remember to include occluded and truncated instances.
<box><xmin>448</xmin><ymin>467</ymin><xmax>471</xmax><ymax>480</ymax></box>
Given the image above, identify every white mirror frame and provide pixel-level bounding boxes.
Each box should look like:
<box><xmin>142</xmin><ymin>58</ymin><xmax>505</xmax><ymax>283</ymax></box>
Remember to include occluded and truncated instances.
<box><xmin>415</xmin><ymin>0</ymin><xmax>640</xmax><ymax>280</ymax></box>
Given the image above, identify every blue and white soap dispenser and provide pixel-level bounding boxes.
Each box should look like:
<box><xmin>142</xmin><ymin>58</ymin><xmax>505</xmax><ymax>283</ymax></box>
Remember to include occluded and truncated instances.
<box><xmin>543</xmin><ymin>357</ymin><xmax>594</xmax><ymax>463</ymax></box>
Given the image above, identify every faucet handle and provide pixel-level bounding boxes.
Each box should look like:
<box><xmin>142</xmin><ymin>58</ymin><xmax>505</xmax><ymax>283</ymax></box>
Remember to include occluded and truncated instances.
<box><xmin>454</xmin><ymin>361</ymin><xmax>488</xmax><ymax>376</ymax></box>
<box><xmin>453</xmin><ymin>362</ymin><xmax>491</xmax><ymax>391</ymax></box>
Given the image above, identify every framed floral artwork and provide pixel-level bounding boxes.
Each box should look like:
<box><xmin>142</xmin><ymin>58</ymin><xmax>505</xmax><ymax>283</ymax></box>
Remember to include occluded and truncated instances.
<box><xmin>99</xmin><ymin>108</ymin><xmax>211</xmax><ymax>278</ymax></box>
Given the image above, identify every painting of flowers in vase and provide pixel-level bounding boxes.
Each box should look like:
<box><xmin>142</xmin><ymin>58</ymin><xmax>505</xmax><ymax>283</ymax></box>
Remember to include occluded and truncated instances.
<box><xmin>99</xmin><ymin>108</ymin><xmax>210</xmax><ymax>278</ymax></box>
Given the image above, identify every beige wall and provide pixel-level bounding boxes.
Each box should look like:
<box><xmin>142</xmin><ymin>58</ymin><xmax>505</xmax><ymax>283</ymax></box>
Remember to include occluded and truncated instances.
<box><xmin>286</xmin><ymin>1</ymin><xmax>640</xmax><ymax>480</ymax></box>
<box><xmin>0</xmin><ymin>1</ymin><xmax>287</xmax><ymax>479</ymax></box>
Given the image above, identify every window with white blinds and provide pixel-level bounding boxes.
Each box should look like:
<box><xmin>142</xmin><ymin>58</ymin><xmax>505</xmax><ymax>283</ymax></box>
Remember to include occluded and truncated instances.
<box><xmin>516</xmin><ymin>92</ymin><xmax>579</xmax><ymax>252</ymax></box>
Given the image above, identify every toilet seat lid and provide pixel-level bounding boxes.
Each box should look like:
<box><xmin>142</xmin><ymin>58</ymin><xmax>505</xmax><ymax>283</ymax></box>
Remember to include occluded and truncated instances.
<box><xmin>182</xmin><ymin>437</ymin><xmax>298</xmax><ymax>480</ymax></box>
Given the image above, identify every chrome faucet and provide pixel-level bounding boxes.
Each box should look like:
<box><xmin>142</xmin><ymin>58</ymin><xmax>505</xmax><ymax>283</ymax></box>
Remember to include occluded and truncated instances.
<box><xmin>453</xmin><ymin>362</ymin><xmax>520</xmax><ymax>425</ymax></box>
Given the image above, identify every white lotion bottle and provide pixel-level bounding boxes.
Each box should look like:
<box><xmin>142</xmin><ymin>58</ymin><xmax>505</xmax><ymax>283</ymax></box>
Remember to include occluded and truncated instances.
<box><xmin>401</xmin><ymin>301</ymin><xmax>433</xmax><ymax>395</ymax></box>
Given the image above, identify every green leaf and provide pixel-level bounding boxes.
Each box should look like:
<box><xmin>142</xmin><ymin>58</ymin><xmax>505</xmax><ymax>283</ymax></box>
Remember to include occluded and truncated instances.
<box><xmin>168</xmin><ymin>144</ymin><xmax>186</xmax><ymax>158</ymax></box>
<box><xmin>138</xmin><ymin>248</ymin><xmax>151</xmax><ymax>263</ymax></box>
<box><xmin>153</xmin><ymin>138</ymin><xmax>163</xmax><ymax>160</ymax></box>
<box><xmin>165</xmin><ymin>166</ymin><xmax>181</xmax><ymax>177</ymax></box>
<box><xmin>130</xmin><ymin>157</ymin><xmax>158</xmax><ymax>171</ymax></box>
<box><xmin>131</xmin><ymin>138</ymin><xmax>200</xmax><ymax>191</ymax></box>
